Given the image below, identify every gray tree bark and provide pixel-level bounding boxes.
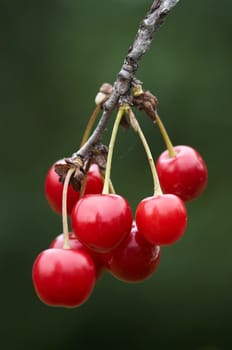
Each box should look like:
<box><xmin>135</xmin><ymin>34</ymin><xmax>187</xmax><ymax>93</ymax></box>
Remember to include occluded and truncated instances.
<box><xmin>72</xmin><ymin>0</ymin><xmax>180</xmax><ymax>159</ymax></box>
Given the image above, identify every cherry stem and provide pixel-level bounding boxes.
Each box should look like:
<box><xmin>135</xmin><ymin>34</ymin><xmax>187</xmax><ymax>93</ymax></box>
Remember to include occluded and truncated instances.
<box><xmin>102</xmin><ymin>106</ymin><xmax>126</xmax><ymax>195</ymax></box>
<box><xmin>154</xmin><ymin>112</ymin><xmax>176</xmax><ymax>158</ymax></box>
<box><xmin>62</xmin><ymin>167</ymin><xmax>75</xmax><ymax>249</ymax></box>
<box><xmin>126</xmin><ymin>107</ymin><xmax>163</xmax><ymax>196</ymax></box>
<box><xmin>109</xmin><ymin>179</ymin><xmax>116</xmax><ymax>194</ymax></box>
<box><xmin>80</xmin><ymin>104</ymin><xmax>101</xmax><ymax>147</ymax></box>
<box><xmin>100</xmin><ymin>170</ymin><xmax>116</xmax><ymax>194</ymax></box>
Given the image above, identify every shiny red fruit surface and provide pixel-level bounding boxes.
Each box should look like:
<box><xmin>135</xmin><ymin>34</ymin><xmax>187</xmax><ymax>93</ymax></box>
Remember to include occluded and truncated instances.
<box><xmin>135</xmin><ymin>194</ymin><xmax>187</xmax><ymax>245</ymax></box>
<box><xmin>156</xmin><ymin>145</ymin><xmax>208</xmax><ymax>201</ymax></box>
<box><xmin>102</xmin><ymin>222</ymin><xmax>161</xmax><ymax>282</ymax></box>
<box><xmin>71</xmin><ymin>194</ymin><xmax>133</xmax><ymax>253</ymax></box>
<box><xmin>44</xmin><ymin>160</ymin><xmax>103</xmax><ymax>215</ymax></box>
<box><xmin>50</xmin><ymin>233</ymin><xmax>105</xmax><ymax>279</ymax></box>
<box><xmin>32</xmin><ymin>248</ymin><xmax>96</xmax><ymax>308</ymax></box>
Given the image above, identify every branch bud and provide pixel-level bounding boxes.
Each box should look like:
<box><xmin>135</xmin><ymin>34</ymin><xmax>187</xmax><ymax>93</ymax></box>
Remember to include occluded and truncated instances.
<box><xmin>95</xmin><ymin>83</ymin><xmax>113</xmax><ymax>106</ymax></box>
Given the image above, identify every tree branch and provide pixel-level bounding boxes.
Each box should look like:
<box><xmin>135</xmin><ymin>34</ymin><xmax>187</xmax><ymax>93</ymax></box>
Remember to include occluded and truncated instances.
<box><xmin>73</xmin><ymin>0</ymin><xmax>180</xmax><ymax>159</ymax></box>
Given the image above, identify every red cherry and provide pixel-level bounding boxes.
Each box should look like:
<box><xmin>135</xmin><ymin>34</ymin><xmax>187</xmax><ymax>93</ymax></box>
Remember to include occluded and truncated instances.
<box><xmin>50</xmin><ymin>233</ymin><xmax>105</xmax><ymax>279</ymax></box>
<box><xmin>71</xmin><ymin>194</ymin><xmax>133</xmax><ymax>253</ymax></box>
<box><xmin>135</xmin><ymin>194</ymin><xmax>187</xmax><ymax>245</ymax></box>
<box><xmin>44</xmin><ymin>160</ymin><xmax>103</xmax><ymax>215</ymax></box>
<box><xmin>156</xmin><ymin>145</ymin><xmax>208</xmax><ymax>201</ymax></box>
<box><xmin>50</xmin><ymin>232</ymin><xmax>83</xmax><ymax>250</ymax></box>
<box><xmin>85</xmin><ymin>163</ymin><xmax>104</xmax><ymax>196</ymax></box>
<box><xmin>32</xmin><ymin>248</ymin><xmax>96</xmax><ymax>308</ymax></box>
<box><xmin>102</xmin><ymin>222</ymin><xmax>161</xmax><ymax>283</ymax></box>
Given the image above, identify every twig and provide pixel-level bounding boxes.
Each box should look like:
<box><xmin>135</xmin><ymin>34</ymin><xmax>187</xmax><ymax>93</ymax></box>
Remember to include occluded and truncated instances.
<box><xmin>73</xmin><ymin>0</ymin><xmax>180</xmax><ymax>159</ymax></box>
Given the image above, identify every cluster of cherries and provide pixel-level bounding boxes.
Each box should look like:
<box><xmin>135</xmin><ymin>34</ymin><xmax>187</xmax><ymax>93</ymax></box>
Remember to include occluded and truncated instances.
<box><xmin>32</xmin><ymin>121</ymin><xmax>208</xmax><ymax>308</ymax></box>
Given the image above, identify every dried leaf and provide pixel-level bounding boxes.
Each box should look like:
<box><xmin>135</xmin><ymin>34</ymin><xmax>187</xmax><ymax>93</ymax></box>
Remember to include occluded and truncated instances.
<box><xmin>55</xmin><ymin>159</ymin><xmax>85</xmax><ymax>192</ymax></box>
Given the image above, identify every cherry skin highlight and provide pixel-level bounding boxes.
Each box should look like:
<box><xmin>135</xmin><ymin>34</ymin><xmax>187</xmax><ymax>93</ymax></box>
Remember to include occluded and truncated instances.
<box><xmin>156</xmin><ymin>145</ymin><xmax>208</xmax><ymax>201</ymax></box>
<box><xmin>135</xmin><ymin>194</ymin><xmax>187</xmax><ymax>246</ymax></box>
<box><xmin>71</xmin><ymin>194</ymin><xmax>133</xmax><ymax>253</ymax></box>
<box><xmin>50</xmin><ymin>233</ymin><xmax>105</xmax><ymax>279</ymax></box>
<box><xmin>32</xmin><ymin>248</ymin><xmax>96</xmax><ymax>308</ymax></box>
<box><xmin>102</xmin><ymin>222</ymin><xmax>161</xmax><ymax>283</ymax></box>
<box><xmin>45</xmin><ymin>160</ymin><xmax>103</xmax><ymax>215</ymax></box>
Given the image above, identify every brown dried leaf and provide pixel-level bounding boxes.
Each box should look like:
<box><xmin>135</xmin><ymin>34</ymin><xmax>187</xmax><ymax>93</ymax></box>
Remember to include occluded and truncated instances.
<box><xmin>90</xmin><ymin>143</ymin><xmax>108</xmax><ymax>170</ymax></box>
<box><xmin>55</xmin><ymin>159</ymin><xmax>85</xmax><ymax>192</ymax></box>
<box><xmin>120</xmin><ymin>114</ymin><xmax>130</xmax><ymax>129</ymax></box>
<box><xmin>55</xmin><ymin>163</ymin><xmax>71</xmax><ymax>183</ymax></box>
<box><xmin>71</xmin><ymin>168</ymin><xmax>85</xmax><ymax>192</ymax></box>
<box><xmin>133</xmin><ymin>90</ymin><xmax>158</xmax><ymax>121</ymax></box>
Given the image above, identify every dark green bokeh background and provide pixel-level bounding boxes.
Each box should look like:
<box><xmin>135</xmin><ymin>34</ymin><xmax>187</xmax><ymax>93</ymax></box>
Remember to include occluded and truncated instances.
<box><xmin>1</xmin><ymin>0</ymin><xmax>231</xmax><ymax>349</ymax></box>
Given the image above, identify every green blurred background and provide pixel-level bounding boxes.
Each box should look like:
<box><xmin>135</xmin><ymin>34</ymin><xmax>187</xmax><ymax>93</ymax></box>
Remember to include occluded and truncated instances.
<box><xmin>1</xmin><ymin>0</ymin><xmax>231</xmax><ymax>349</ymax></box>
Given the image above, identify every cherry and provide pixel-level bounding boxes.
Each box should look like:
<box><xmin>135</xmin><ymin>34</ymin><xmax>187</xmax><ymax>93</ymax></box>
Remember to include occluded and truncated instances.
<box><xmin>50</xmin><ymin>233</ymin><xmax>105</xmax><ymax>279</ymax></box>
<box><xmin>32</xmin><ymin>248</ymin><xmax>96</xmax><ymax>308</ymax></box>
<box><xmin>71</xmin><ymin>194</ymin><xmax>133</xmax><ymax>253</ymax></box>
<box><xmin>156</xmin><ymin>145</ymin><xmax>208</xmax><ymax>201</ymax></box>
<box><xmin>135</xmin><ymin>194</ymin><xmax>187</xmax><ymax>245</ymax></box>
<box><xmin>44</xmin><ymin>160</ymin><xmax>103</xmax><ymax>215</ymax></box>
<box><xmin>50</xmin><ymin>232</ymin><xmax>83</xmax><ymax>250</ymax></box>
<box><xmin>102</xmin><ymin>222</ymin><xmax>161</xmax><ymax>283</ymax></box>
